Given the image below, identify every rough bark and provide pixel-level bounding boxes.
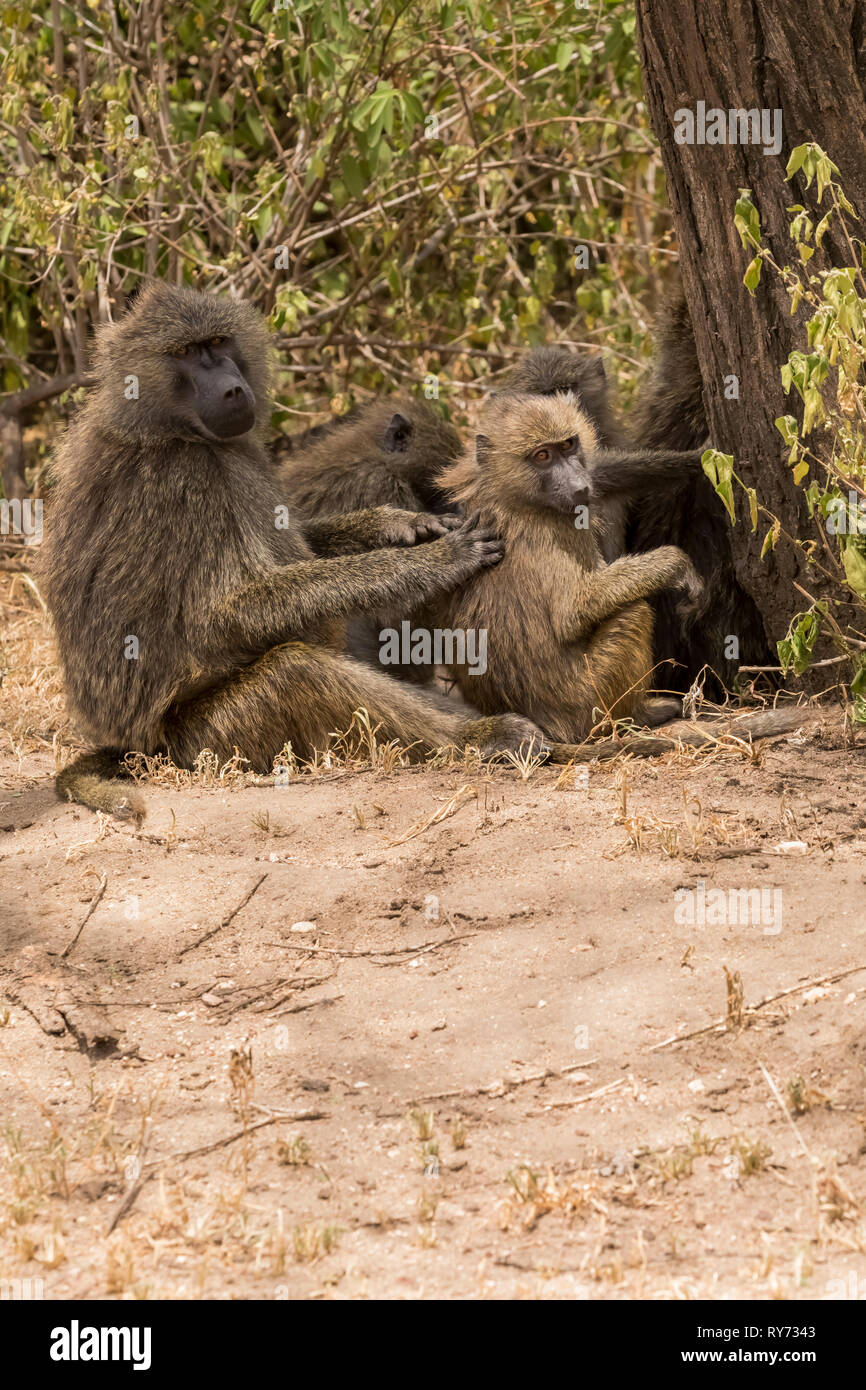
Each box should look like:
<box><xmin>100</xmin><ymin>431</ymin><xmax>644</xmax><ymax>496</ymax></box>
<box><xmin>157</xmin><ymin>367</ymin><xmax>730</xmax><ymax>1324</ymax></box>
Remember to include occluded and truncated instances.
<box><xmin>635</xmin><ymin>0</ymin><xmax>866</xmax><ymax>667</ymax></box>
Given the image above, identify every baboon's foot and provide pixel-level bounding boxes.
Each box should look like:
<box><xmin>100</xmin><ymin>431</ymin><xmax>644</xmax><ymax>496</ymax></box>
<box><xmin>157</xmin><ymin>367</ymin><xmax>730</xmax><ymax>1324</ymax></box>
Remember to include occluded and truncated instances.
<box><xmin>460</xmin><ymin>714</ymin><xmax>549</xmax><ymax>759</ymax></box>
<box><xmin>640</xmin><ymin>696</ymin><xmax>684</xmax><ymax>727</ymax></box>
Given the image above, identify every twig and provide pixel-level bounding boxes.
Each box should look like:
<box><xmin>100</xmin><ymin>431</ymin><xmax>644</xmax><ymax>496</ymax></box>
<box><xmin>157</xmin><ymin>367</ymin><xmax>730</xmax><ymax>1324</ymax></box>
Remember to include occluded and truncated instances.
<box><xmin>142</xmin><ymin>1108</ymin><xmax>327</xmax><ymax>1173</ymax></box>
<box><xmin>386</xmin><ymin>784</ymin><xmax>477</xmax><ymax>846</ymax></box>
<box><xmin>410</xmin><ymin>1059</ymin><xmax>599</xmax><ymax>1105</ymax></box>
<box><xmin>758</xmin><ymin>1061</ymin><xmax>817</xmax><ymax>1168</ymax></box>
<box><xmin>543</xmin><ymin>1077</ymin><xmax>627</xmax><ymax>1110</ymax></box>
<box><xmin>177</xmin><ymin>873</ymin><xmax>268</xmax><ymax>957</ymax></box>
<box><xmin>106</xmin><ymin>1133</ymin><xmax>151</xmax><ymax>1236</ymax></box>
<box><xmin>648</xmin><ymin>962</ymin><xmax>866</xmax><ymax>1052</ymax></box>
<box><xmin>61</xmin><ymin>872</ymin><xmax>107</xmax><ymax>958</ymax></box>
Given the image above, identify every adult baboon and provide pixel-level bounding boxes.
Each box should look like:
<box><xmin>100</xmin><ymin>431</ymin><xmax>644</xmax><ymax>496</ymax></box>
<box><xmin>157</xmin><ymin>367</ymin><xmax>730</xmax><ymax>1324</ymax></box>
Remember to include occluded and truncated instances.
<box><xmin>41</xmin><ymin>283</ymin><xmax>542</xmax><ymax>819</ymax></box>
<box><xmin>432</xmin><ymin>391</ymin><xmax>702</xmax><ymax>741</ymax></box>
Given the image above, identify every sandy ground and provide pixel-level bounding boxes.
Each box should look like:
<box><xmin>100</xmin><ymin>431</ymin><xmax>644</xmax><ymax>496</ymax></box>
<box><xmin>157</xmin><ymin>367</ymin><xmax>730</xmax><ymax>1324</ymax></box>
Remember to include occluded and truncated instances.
<box><xmin>2</xmin><ymin>579</ymin><xmax>866</xmax><ymax>1301</ymax></box>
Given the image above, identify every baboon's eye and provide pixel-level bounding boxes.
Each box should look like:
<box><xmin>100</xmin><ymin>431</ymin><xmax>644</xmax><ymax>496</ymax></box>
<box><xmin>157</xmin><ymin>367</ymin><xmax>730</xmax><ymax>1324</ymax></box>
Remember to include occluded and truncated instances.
<box><xmin>172</xmin><ymin>345</ymin><xmax>190</xmax><ymax>357</ymax></box>
<box><xmin>208</xmin><ymin>336</ymin><xmax>227</xmax><ymax>347</ymax></box>
<box><xmin>562</xmin><ymin>438</ymin><xmax>575</xmax><ymax>450</ymax></box>
<box><xmin>532</xmin><ymin>447</ymin><xmax>551</xmax><ymax>464</ymax></box>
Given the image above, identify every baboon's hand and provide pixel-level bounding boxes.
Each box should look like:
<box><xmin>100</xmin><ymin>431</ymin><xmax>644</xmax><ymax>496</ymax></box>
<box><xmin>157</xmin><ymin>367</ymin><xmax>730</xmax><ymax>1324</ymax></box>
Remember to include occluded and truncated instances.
<box><xmin>438</xmin><ymin>511</ymin><xmax>505</xmax><ymax>579</ymax></box>
<box><xmin>673</xmin><ymin>555</ymin><xmax>704</xmax><ymax>623</ymax></box>
<box><xmin>376</xmin><ymin>509</ymin><xmax>460</xmax><ymax>545</ymax></box>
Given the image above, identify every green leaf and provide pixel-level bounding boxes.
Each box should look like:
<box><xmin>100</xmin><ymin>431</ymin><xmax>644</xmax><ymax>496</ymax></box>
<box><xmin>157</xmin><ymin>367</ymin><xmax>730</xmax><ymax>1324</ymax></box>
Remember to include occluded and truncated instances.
<box><xmin>761</xmin><ymin>522</ymin><xmax>780</xmax><ymax>558</ymax></box>
<box><xmin>785</xmin><ymin>144</ymin><xmax>808</xmax><ymax>178</ymax></box>
<box><xmin>777</xmin><ymin>606</ymin><xmax>824</xmax><ymax>676</ymax></box>
<box><xmin>734</xmin><ymin>191</ymin><xmax>762</xmax><ymax>251</ymax></box>
<box><xmin>340</xmin><ymin>154</ymin><xmax>365</xmax><ymax>200</ymax></box>
<box><xmin>842</xmin><ymin>538</ymin><xmax>866</xmax><ymax>598</ymax></box>
<box><xmin>701</xmin><ymin>449</ymin><xmax>736</xmax><ymax>525</ymax></box>
<box><xmin>743</xmin><ymin>255</ymin><xmax>762</xmax><ymax>293</ymax></box>
<box><xmin>775</xmin><ymin>414</ymin><xmax>799</xmax><ymax>445</ymax></box>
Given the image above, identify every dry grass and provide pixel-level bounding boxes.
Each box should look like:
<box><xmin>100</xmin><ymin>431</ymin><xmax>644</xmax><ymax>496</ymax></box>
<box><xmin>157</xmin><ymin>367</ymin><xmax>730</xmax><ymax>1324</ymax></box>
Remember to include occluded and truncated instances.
<box><xmin>0</xmin><ymin>574</ymin><xmax>68</xmax><ymax>757</ymax></box>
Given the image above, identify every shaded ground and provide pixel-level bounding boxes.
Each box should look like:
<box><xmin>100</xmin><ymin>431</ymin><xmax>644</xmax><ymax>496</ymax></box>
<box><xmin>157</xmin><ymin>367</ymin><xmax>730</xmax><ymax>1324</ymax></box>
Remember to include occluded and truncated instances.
<box><xmin>1</xmin><ymin>578</ymin><xmax>866</xmax><ymax>1300</ymax></box>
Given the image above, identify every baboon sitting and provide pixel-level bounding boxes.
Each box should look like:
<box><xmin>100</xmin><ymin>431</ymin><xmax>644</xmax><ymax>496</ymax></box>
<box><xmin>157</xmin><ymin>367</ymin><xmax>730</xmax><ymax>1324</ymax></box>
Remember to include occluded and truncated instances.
<box><xmin>501</xmin><ymin>318</ymin><xmax>772</xmax><ymax>695</ymax></box>
<box><xmin>40</xmin><ymin>283</ymin><xmax>542</xmax><ymax>819</ymax></box>
<box><xmin>432</xmin><ymin>391</ymin><xmax>702</xmax><ymax>741</ymax></box>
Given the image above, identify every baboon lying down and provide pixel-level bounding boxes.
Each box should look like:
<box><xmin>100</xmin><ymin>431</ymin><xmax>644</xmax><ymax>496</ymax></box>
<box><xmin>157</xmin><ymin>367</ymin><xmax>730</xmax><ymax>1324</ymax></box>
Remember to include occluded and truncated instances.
<box><xmin>40</xmin><ymin>283</ymin><xmax>542</xmax><ymax>819</ymax></box>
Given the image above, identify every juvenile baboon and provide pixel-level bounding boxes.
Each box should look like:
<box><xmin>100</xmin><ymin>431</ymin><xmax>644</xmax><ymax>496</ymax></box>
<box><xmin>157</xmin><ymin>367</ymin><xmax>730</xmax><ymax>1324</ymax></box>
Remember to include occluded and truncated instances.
<box><xmin>500</xmin><ymin>331</ymin><xmax>773</xmax><ymax>695</ymax></box>
<box><xmin>432</xmin><ymin>391</ymin><xmax>702</xmax><ymax>741</ymax></box>
<box><xmin>274</xmin><ymin>396</ymin><xmax>462</xmax><ymax>517</ymax></box>
<box><xmin>41</xmin><ymin>283</ymin><xmax>542</xmax><ymax>818</ymax></box>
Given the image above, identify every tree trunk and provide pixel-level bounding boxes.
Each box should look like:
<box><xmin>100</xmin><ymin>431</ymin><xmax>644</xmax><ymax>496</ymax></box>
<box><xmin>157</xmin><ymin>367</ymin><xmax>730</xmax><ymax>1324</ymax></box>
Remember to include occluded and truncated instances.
<box><xmin>635</xmin><ymin>0</ymin><xmax>866</xmax><ymax>670</ymax></box>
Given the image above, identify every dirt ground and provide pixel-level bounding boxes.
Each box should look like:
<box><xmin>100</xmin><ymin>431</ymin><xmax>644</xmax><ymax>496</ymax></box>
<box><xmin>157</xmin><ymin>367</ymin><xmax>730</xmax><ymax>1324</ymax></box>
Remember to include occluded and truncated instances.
<box><xmin>2</xmin><ymin>577</ymin><xmax>866</xmax><ymax>1302</ymax></box>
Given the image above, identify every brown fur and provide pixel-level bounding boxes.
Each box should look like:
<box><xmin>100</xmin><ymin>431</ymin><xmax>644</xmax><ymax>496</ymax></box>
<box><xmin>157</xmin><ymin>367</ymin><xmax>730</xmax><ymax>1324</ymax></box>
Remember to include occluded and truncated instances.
<box><xmin>40</xmin><ymin>284</ymin><xmax>543</xmax><ymax>818</ymax></box>
<box><xmin>275</xmin><ymin>397</ymin><xmax>462</xmax><ymax>517</ymax></box>
<box><xmin>434</xmin><ymin>393</ymin><xmax>701</xmax><ymax>742</ymax></box>
<box><xmin>274</xmin><ymin>396</ymin><xmax>464</xmax><ymax>683</ymax></box>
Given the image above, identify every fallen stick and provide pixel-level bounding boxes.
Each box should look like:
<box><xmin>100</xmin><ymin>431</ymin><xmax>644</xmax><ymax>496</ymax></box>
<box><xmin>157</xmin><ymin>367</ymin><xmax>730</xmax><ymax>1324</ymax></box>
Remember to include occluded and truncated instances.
<box><xmin>178</xmin><ymin>873</ymin><xmax>268</xmax><ymax>958</ymax></box>
<box><xmin>549</xmin><ymin>706</ymin><xmax>815</xmax><ymax>763</ymax></box>
<box><xmin>61</xmin><ymin>872</ymin><xmax>108</xmax><ymax>958</ymax></box>
<box><xmin>648</xmin><ymin>962</ymin><xmax>866</xmax><ymax>1052</ymax></box>
<box><xmin>142</xmin><ymin>1108</ymin><xmax>328</xmax><ymax>1173</ymax></box>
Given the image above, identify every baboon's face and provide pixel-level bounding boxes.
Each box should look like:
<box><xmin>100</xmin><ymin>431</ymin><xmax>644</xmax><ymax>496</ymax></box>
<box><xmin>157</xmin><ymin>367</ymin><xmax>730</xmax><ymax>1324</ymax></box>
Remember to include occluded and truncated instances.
<box><xmin>92</xmin><ymin>283</ymin><xmax>271</xmax><ymax>444</ymax></box>
<box><xmin>523</xmin><ymin>434</ymin><xmax>591</xmax><ymax>513</ymax></box>
<box><xmin>169</xmin><ymin>335</ymin><xmax>256</xmax><ymax>440</ymax></box>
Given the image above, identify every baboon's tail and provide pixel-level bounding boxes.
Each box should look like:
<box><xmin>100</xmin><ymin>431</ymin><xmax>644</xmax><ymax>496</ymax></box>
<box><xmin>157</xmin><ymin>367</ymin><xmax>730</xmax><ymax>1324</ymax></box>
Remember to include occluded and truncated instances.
<box><xmin>629</xmin><ymin>277</ymin><xmax>707</xmax><ymax>451</ymax></box>
<box><xmin>55</xmin><ymin>749</ymin><xmax>146</xmax><ymax>822</ymax></box>
<box><xmin>548</xmin><ymin>707</ymin><xmax>810</xmax><ymax>764</ymax></box>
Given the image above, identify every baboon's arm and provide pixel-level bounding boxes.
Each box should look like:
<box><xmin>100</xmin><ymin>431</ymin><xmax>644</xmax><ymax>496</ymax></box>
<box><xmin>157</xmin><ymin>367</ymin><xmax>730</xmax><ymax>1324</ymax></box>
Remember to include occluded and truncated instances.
<box><xmin>208</xmin><ymin>527</ymin><xmax>501</xmax><ymax>662</ymax></box>
<box><xmin>302</xmin><ymin>506</ymin><xmax>457</xmax><ymax>556</ymax></box>
<box><xmin>559</xmin><ymin>547</ymin><xmax>700</xmax><ymax>641</ymax></box>
<box><xmin>589</xmin><ymin>449</ymin><xmax>705</xmax><ymax>499</ymax></box>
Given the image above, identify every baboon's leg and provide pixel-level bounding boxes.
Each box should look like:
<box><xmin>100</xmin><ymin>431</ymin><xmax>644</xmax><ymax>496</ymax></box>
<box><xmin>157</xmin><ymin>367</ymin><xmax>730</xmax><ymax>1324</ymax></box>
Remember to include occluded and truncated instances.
<box><xmin>163</xmin><ymin>642</ymin><xmax>541</xmax><ymax>768</ymax></box>
<box><xmin>578</xmin><ymin>601</ymin><xmax>655</xmax><ymax>725</ymax></box>
<box><xmin>641</xmin><ymin>696</ymin><xmax>684</xmax><ymax>726</ymax></box>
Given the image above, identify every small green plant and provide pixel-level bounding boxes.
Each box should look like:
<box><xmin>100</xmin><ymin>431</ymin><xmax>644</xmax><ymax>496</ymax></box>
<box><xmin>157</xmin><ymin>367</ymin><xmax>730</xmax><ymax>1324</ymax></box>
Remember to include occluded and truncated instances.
<box><xmin>709</xmin><ymin>144</ymin><xmax>866</xmax><ymax>715</ymax></box>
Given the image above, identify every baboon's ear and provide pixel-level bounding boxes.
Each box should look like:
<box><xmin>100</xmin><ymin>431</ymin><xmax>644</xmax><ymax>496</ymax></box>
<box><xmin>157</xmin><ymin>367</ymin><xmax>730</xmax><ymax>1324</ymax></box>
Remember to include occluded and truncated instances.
<box><xmin>383</xmin><ymin>412</ymin><xmax>413</xmax><ymax>453</ymax></box>
<box><xmin>124</xmin><ymin>282</ymin><xmax>146</xmax><ymax>313</ymax></box>
<box><xmin>475</xmin><ymin>433</ymin><xmax>492</xmax><ymax>466</ymax></box>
